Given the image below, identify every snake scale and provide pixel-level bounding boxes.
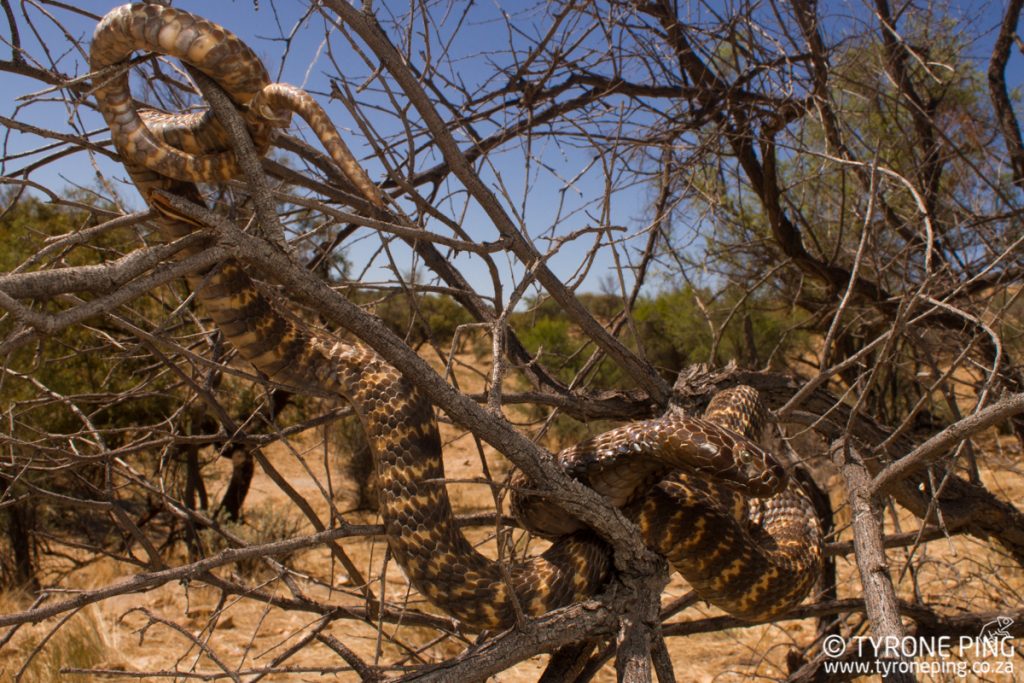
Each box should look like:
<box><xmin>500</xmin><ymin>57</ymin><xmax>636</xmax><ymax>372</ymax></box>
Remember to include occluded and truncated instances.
<box><xmin>91</xmin><ymin>3</ymin><xmax>822</xmax><ymax>631</ymax></box>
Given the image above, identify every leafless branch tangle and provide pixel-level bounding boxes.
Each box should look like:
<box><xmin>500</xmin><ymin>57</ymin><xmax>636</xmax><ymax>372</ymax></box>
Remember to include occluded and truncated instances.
<box><xmin>0</xmin><ymin>0</ymin><xmax>1022</xmax><ymax>680</ymax></box>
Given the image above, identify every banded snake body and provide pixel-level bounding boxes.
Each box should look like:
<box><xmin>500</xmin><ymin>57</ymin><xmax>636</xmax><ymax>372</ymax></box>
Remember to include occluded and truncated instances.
<box><xmin>91</xmin><ymin>3</ymin><xmax>822</xmax><ymax>631</ymax></box>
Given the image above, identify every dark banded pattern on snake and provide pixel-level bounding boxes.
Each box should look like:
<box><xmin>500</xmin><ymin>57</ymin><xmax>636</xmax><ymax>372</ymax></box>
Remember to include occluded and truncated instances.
<box><xmin>91</xmin><ymin>3</ymin><xmax>822</xmax><ymax>630</ymax></box>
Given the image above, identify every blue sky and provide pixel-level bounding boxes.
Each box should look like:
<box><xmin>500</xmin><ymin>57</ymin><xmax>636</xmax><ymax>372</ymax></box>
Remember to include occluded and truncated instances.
<box><xmin>2</xmin><ymin>1</ymin><xmax>665</xmax><ymax>300</ymax></box>
<box><xmin>1</xmin><ymin>1</ymin><xmax>1021</xmax><ymax>301</ymax></box>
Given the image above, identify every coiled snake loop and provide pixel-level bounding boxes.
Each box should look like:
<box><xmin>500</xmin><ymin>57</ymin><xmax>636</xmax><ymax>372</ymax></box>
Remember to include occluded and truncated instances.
<box><xmin>91</xmin><ymin>3</ymin><xmax>822</xmax><ymax>630</ymax></box>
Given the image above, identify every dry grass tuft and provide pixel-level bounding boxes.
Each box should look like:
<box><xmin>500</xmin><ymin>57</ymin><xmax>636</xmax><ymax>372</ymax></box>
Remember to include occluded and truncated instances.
<box><xmin>0</xmin><ymin>591</ymin><xmax>122</xmax><ymax>682</ymax></box>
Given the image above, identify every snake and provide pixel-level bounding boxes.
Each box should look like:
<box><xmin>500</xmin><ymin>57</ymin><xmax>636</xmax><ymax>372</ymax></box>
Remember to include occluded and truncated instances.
<box><xmin>90</xmin><ymin>3</ymin><xmax>822</xmax><ymax>631</ymax></box>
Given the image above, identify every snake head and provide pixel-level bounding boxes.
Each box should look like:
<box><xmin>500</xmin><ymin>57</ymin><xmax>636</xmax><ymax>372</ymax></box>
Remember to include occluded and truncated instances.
<box><xmin>732</xmin><ymin>441</ymin><xmax>788</xmax><ymax>497</ymax></box>
<box><xmin>680</xmin><ymin>417</ymin><xmax>787</xmax><ymax>497</ymax></box>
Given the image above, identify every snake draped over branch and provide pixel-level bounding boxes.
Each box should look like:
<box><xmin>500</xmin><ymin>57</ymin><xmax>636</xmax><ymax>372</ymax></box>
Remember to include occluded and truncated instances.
<box><xmin>90</xmin><ymin>3</ymin><xmax>823</xmax><ymax>632</ymax></box>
